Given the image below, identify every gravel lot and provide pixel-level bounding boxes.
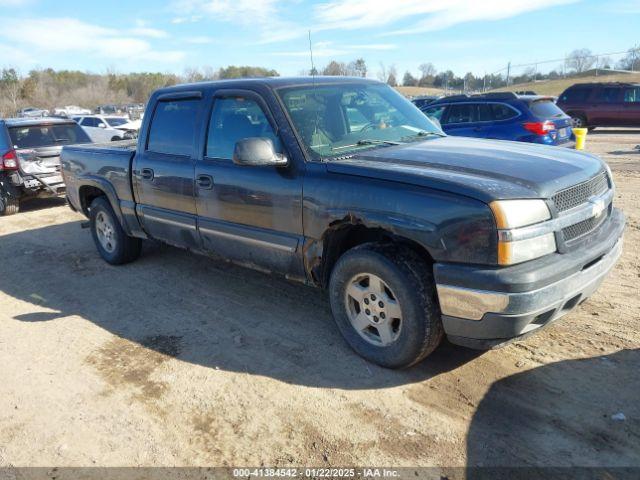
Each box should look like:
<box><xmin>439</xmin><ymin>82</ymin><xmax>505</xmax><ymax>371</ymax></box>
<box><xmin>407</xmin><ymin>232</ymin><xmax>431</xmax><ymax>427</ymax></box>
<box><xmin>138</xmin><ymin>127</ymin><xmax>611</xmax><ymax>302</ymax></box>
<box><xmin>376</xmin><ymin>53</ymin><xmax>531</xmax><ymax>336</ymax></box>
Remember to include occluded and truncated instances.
<box><xmin>0</xmin><ymin>129</ymin><xmax>638</xmax><ymax>470</ymax></box>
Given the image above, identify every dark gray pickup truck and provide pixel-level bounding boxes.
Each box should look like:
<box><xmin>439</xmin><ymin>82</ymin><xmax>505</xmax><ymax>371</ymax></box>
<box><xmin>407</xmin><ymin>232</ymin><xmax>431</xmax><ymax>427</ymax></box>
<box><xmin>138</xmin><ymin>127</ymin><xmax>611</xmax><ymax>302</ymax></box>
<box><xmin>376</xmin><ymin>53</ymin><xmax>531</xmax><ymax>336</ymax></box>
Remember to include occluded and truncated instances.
<box><xmin>61</xmin><ymin>77</ymin><xmax>624</xmax><ymax>368</ymax></box>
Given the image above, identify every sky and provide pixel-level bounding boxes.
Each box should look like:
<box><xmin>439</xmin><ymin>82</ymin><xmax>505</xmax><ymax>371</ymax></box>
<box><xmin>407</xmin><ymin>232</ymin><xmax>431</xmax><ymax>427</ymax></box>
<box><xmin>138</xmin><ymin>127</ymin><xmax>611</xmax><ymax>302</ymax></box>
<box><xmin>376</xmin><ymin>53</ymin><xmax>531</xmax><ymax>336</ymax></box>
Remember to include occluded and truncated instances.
<box><xmin>1</xmin><ymin>0</ymin><xmax>639</xmax><ymax>78</ymax></box>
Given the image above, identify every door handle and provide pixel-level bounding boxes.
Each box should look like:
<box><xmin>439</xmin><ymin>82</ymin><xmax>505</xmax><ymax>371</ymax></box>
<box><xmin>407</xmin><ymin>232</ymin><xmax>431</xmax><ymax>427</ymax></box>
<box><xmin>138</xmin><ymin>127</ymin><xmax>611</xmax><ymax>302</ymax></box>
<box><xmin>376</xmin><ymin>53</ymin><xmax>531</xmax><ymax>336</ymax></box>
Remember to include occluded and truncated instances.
<box><xmin>140</xmin><ymin>168</ymin><xmax>154</xmax><ymax>181</ymax></box>
<box><xmin>196</xmin><ymin>174</ymin><xmax>213</xmax><ymax>189</ymax></box>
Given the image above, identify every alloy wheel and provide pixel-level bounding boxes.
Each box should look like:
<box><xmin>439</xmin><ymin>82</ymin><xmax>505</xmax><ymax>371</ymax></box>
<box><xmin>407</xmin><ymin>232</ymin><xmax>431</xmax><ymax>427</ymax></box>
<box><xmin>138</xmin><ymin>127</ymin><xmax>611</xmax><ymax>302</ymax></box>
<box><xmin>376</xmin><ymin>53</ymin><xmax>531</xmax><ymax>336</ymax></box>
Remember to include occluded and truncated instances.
<box><xmin>95</xmin><ymin>211</ymin><xmax>116</xmax><ymax>253</ymax></box>
<box><xmin>344</xmin><ymin>273</ymin><xmax>403</xmax><ymax>346</ymax></box>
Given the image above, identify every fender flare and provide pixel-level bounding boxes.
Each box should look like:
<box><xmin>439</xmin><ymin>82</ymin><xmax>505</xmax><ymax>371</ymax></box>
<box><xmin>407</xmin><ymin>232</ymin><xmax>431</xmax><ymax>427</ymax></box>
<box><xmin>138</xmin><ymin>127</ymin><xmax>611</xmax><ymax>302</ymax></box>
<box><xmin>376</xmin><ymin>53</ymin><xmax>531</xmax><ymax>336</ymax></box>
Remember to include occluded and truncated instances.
<box><xmin>304</xmin><ymin>209</ymin><xmax>439</xmax><ymax>286</ymax></box>
<box><xmin>77</xmin><ymin>175</ymin><xmax>128</xmax><ymax>233</ymax></box>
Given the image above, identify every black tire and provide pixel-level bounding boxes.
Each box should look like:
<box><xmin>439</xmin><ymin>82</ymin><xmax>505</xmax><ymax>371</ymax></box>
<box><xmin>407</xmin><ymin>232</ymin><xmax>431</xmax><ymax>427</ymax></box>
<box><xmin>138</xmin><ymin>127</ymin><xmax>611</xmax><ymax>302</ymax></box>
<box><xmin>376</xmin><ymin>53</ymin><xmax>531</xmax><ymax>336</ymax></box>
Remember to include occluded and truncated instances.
<box><xmin>329</xmin><ymin>243</ymin><xmax>443</xmax><ymax>369</ymax></box>
<box><xmin>0</xmin><ymin>182</ymin><xmax>20</xmax><ymax>216</ymax></box>
<box><xmin>89</xmin><ymin>196</ymin><xmax>141</xmax><ymax>265</ymax></box>
<box><xmin>571</xmin><ymin>114</ymin><xmax>587</xmax><ymax>129</ymax></box>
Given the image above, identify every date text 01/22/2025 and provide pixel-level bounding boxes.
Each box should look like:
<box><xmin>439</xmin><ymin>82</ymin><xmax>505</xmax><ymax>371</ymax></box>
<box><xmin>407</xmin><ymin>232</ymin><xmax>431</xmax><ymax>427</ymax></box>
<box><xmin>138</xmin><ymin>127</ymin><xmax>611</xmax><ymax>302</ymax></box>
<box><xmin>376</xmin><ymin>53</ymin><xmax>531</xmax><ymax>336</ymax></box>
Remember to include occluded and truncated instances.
<box><xmin>232</xmin><ymin>468</ymin><xmax>400</xmax><ymax>478</ymax></box>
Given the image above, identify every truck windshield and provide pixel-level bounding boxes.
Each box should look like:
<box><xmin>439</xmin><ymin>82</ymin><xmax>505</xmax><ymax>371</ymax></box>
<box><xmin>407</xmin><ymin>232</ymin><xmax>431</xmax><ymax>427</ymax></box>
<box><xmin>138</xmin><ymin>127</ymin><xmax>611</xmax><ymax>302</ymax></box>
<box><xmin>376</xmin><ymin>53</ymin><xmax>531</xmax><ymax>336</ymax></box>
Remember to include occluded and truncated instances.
<box><xmin>9</xmin><ymin>123</ymin><xmax>91</xmax><ymax>148</ymax></box>
<box><xmin>277</xmin><ymin>82</ymin><xmax>444</xmax><ymax>159</ymax></box>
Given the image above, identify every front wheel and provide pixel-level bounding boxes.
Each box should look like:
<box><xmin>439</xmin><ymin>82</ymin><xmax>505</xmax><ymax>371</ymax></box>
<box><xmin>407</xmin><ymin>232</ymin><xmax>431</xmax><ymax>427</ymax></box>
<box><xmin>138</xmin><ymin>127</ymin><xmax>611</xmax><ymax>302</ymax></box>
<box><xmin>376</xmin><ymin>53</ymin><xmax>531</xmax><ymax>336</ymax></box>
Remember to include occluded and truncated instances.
<box><xmin>329</xmin><ymin>243</ymin><xmax>443</xmax><ymax>369</ymax></box>
<box><xmin>89</xmin><ymin>197</ymin><xmax>141</xmax><ymax>265</ymax></box>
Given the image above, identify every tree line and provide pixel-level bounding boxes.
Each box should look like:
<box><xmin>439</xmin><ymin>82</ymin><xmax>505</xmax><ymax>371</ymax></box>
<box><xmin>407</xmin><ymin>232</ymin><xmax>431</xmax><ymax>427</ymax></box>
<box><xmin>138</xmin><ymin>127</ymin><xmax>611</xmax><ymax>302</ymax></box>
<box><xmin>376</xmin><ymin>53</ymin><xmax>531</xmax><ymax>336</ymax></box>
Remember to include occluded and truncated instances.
<box><xmin>0</xmin><ymin>66</ymin><xmax>279</xmax><ymax>117</ymax></box>
<box><xmin>1</xmin><ymin>45</ymin><xmax>638</xmax><ymax>117</ymax></box>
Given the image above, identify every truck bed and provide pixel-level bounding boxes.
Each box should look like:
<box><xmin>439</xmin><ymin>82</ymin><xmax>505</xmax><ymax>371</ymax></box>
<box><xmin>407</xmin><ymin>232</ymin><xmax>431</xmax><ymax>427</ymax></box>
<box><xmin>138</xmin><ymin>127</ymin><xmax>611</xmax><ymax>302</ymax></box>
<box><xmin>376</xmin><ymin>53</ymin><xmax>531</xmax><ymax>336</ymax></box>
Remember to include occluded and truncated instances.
<box><xmin>64</xmin><ymin>139</ymin><xmax>137</xmax><ymax>153</ymax></box>
<box><xmin>61</xmin><ymin>140</ymin><xmax>138</xmax><ymax>216</ymax></box>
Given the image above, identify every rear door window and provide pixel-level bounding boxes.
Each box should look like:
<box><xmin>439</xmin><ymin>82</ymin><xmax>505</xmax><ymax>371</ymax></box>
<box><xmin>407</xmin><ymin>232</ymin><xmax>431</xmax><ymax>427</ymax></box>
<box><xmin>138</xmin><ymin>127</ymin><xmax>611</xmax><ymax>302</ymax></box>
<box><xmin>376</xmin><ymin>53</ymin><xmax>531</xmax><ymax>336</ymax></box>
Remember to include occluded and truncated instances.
<box><xmin>444</xmin><ymin>104</ymin><xmax>475</xmax><ymax>124</ymax></box>
<box><xmin>477</xmin><ymin>104</ymin><xmax>493</xmax><ymax>122</ymax></box>
<box><xmin>9</xmin><ymin>123</ymin><xmax>91</xmax><ymax>148</ymax></box>
<box><xmin>596</xmin><ymin>88</ymin><xmax>620</xmax><ymax>103</ymax></box>
<box><xmin>529</xmin><ymin>100</ymin><xmax>566</xmax><ymax>118</ymax></box>
<box><xmin>491</xmin><ymin>104</ymin><xmax>518</xmax><ymax>121</ymax></box>
<box><xmin>560</xmin><ymin>88</ymin><xmax>592</xmax><ymax>103</ymax></box>
<box><xmin>623</xmin><ymin>87</ymin><xmax>640</xmax><ymax>103</ymax></box>
<box><xmin>206</xmin><ymin>97</ymin><xmax>281</xmax><ymax>160</ymax></box>
<box><xmin>147</xmin><ymin>99</ymin><xmax>200</xmax><ymax>156</ymax></box>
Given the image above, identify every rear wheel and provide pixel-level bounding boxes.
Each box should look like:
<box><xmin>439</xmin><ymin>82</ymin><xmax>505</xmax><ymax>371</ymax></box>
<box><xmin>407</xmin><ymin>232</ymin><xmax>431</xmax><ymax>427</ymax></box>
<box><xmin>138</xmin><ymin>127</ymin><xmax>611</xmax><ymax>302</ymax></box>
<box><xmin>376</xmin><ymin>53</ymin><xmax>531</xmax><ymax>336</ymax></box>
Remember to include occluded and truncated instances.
<box><xmin>89</xmin><ymin>196</ymin><xmax>141</xmax><ymax>265</ymax></box>
<box><xmin>329</xmin><ymin>243</ymin><xmax>443</xmax><ymax>368</ymax></box>
<box><xmin>571</xmin><ymin>114</ymin><xmax>587</xmax><ymax>129</ymax></box>
<box><xmin>0</xmin><ymin>182</ymin><xmax>20</xmax><ymax>216</ymax></box>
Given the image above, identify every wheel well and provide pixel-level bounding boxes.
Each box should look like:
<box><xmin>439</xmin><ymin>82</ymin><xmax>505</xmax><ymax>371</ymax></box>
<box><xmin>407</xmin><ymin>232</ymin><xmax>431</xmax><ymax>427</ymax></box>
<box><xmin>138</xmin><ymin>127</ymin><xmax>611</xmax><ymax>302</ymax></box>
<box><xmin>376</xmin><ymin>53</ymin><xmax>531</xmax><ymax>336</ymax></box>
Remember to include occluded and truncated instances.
<box><xmin>318</xmin><ymin>224</ymin><xmax>433</xmax><ymax>288</ymax></box>
<box><xmin>78</xmin><ymin>185</ymin><xmax>107</xmax><ymax>216</ymax></box>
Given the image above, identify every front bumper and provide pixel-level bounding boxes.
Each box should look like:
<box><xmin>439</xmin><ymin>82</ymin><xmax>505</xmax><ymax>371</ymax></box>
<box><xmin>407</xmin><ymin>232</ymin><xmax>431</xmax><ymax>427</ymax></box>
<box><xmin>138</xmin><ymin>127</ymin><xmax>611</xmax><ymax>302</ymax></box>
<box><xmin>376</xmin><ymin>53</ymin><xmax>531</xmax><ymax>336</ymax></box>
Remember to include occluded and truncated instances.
<box><xmin>435</xmin><ymin>208</ymin><xmax>625</xmax><ymax>349</ymax></box>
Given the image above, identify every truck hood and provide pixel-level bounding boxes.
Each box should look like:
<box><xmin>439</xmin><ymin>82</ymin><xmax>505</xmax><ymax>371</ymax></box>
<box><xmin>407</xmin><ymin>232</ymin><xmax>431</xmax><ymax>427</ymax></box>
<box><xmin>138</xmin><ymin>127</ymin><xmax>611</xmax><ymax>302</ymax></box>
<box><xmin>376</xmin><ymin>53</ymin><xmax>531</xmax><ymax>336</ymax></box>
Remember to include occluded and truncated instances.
<box><xmin>325</xmin><ymin>136</ymin><xmax>605</xmax><ymax>203</ymax></box>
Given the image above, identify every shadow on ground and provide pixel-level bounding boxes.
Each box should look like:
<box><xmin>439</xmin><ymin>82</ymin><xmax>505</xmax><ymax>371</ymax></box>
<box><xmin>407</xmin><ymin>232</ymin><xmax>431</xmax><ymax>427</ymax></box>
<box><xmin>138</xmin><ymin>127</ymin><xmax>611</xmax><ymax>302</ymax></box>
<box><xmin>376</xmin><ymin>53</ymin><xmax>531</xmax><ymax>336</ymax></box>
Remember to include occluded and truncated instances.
<box><xmin>1</xmin><ymin>220</ymin><xmax>482</xmax><ymax>390</ymax></box>
<box><xmin>15</xmin><ymin>196</ymin><xmax>67</xmax><ymax>213</ymax></box>
<box><xmin>466</xmin><ymin>348</ymin><xmax>640</xmax><ymax>470</ymax></box>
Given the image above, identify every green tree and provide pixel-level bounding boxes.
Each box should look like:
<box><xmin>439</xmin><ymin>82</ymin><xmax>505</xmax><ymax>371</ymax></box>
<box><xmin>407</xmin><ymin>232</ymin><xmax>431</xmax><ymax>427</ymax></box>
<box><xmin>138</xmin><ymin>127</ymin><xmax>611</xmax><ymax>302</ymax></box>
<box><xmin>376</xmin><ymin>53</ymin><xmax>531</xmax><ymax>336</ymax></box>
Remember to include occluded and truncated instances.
<box><xmin>402</xmin><ymin>71</ymin><xmax>417</xmax><ymax>87</ymax></box>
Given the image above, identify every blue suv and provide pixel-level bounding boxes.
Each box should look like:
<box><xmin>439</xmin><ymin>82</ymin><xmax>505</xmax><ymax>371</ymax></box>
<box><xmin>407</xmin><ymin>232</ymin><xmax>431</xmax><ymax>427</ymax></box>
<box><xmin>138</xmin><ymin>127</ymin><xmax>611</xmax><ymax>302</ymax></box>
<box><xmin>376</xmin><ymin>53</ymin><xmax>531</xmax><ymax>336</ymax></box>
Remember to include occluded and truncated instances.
<box><xmin>421</xmin><ymin>92</ymin><xmax>573</xmax><ymax>146</ymax></box>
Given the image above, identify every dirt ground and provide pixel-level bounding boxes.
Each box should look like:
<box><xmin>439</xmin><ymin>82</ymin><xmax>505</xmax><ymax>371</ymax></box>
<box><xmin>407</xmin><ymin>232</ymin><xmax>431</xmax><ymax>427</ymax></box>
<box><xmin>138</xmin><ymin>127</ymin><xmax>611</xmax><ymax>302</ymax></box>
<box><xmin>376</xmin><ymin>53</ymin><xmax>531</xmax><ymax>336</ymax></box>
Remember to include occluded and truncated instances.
<box><xmin>0</xmin><ymin>129</ymin><xmax>638</xmax><ymax>471</ymax></box>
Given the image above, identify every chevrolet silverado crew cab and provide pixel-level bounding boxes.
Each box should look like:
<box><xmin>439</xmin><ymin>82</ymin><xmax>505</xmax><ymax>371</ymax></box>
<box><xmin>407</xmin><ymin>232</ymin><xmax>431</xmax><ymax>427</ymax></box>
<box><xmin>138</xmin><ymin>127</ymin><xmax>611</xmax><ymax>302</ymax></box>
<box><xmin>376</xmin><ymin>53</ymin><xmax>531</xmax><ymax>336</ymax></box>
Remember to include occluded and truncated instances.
<box><xmin>61</xmin><ymin>77</ymin><xmax>624</xmax><ymax>368</ymax></box>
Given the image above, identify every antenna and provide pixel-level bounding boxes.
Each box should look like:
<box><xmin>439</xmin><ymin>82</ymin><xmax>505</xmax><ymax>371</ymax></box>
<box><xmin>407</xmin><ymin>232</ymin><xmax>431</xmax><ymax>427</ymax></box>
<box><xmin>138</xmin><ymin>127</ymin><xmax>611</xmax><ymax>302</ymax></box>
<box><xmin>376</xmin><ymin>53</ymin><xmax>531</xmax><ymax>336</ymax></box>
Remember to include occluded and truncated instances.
<box><xmin>308</xmin><ymin>30</ymin><xmax>316</xmax><ymax>76</ymax></box>
<box><xmin>308</xmin><ymin>30</ymin><xmax>321</xmax><ymax>152</ymax></box>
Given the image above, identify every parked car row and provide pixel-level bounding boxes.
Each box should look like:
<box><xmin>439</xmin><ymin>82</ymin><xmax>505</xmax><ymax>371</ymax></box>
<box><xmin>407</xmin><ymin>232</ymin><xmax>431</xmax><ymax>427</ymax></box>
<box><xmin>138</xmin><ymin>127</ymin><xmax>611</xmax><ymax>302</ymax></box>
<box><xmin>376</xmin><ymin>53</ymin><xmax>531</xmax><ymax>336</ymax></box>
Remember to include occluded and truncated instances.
<box><xmin>412</xmin><ymin>82</ymin><xmax>640</xmax><ymax>144</ymax></box>
<box><xmin>18</xmin><ymin>103</ymin><xmax>146</xmax><ymax>121</ymax></box>
<box><xmin>95</xmin><ymin>103</ymin><xmax>145</xmax><ymax>120</ymax></box>
<box><xmin>72</xmin><ymin>115</ymin><xmax>140</xmax><ymax>142</ymax></box>
<box><xmin>421</xmin><ymin>92</ymin><xmax>574</xmax><ymax>146</ymax></box>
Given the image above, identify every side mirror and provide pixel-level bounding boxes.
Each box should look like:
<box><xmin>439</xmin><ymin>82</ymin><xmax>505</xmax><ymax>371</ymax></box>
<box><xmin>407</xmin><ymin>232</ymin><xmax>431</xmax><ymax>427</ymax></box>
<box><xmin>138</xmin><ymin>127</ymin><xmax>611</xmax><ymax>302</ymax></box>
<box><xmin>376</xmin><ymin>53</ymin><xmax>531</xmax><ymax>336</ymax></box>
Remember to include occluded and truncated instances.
<box><xmin>233</xmin><ymin>138</ymin><xmax>288</xmax><ymax>167</ymax></box>
<box><xmin>98</xmin><ymin>123</ymin><xmax>107</xmax><ymax>129</ymax></box>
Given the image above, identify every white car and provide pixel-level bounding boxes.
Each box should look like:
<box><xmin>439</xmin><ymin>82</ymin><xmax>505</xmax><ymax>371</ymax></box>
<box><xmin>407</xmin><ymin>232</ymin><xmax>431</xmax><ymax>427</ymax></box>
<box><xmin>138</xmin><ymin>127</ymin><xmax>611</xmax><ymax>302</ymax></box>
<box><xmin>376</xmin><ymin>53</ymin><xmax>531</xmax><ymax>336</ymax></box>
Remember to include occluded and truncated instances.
<box><xmin>54</xmin><ymin>105</ymin><xmax>92</xmax><ymax>117</ymax></box>
<box><xmin>73</xmin><ymin>115</ymin><xmax>138</xmax><ymax>143</ymax></box>
<box><xmin>18</xmin><ymin>107</ymin><xmax>50</xmax><ymax>118</ymax></box>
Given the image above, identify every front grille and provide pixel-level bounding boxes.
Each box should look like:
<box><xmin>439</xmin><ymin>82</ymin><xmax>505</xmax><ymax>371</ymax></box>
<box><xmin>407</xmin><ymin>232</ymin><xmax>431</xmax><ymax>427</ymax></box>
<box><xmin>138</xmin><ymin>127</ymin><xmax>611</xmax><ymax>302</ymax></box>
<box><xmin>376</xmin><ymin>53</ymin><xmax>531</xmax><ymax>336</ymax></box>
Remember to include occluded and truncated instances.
<box><xmin>562</xmin><ymin>209</ymin><xmax>608</xmax><ymax>242</ymax></box>
<box><xmin>552</xmin><ymin>171</ymin><xmax>608</xmax><ymax>212</ymax></box>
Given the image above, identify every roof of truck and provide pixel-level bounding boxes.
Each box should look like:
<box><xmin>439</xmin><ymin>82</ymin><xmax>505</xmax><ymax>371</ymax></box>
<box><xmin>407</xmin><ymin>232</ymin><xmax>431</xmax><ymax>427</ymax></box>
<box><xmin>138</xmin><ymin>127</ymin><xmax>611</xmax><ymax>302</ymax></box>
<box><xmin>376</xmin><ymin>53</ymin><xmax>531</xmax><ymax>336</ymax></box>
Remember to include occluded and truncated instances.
<box><xmin>155</xmin><ymin>76</ymin><xmax>382</xmax><ymax>95</ymax></box>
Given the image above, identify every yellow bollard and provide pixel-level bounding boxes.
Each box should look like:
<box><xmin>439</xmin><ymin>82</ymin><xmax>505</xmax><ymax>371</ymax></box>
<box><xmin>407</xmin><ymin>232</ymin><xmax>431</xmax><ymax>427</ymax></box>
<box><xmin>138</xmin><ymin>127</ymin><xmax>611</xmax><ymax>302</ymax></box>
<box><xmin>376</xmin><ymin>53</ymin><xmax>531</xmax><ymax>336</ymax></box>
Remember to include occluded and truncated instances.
<box><xmin>574</xmin><ymin>128</ymin><xmax>588</xmax><ymax>150</ymax></box>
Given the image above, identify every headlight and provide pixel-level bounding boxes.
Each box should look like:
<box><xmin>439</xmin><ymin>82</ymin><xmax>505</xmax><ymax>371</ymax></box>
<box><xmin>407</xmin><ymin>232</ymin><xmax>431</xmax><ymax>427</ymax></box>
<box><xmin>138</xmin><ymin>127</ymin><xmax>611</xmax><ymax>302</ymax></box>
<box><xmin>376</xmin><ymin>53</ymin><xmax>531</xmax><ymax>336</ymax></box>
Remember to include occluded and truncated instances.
<box><xmin>489</xmin><ymin>199</ymin><xmax>550</xmax><ymax>229</ymax></box>
<box><xmin>490</xmin><ymin>199</ymin><xmax>556</xmax><ymax>265</ymax></box>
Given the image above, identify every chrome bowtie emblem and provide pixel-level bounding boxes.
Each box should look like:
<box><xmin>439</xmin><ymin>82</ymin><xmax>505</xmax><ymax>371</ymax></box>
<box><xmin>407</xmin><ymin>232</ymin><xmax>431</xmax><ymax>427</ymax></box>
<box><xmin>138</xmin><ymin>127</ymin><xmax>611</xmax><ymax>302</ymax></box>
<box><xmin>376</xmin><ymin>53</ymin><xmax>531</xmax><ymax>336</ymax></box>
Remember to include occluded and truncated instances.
<box><xmin>590</xmin><ymin>198</ymin><xmax>606</xmax><ymax>217</ymax></box>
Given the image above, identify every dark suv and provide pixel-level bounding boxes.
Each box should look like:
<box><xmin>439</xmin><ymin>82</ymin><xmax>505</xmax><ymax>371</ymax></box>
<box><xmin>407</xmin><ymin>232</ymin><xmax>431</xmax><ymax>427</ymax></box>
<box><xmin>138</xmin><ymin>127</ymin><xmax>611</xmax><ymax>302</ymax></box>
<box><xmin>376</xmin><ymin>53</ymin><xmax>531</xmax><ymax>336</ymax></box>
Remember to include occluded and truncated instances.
<box><xmin>422</xmin><ymin>92</ymin><xmax>573</xmax><ymax>146</ymax></box>
<box><xmin>0</xmin><ymin>117</ymin><xmax>91</xmax><ymax>215</ymax></box>
<box><xmin>557</xmin><ymin>82</ymin><xmax>640</xmax><ymax>129</ymax></box>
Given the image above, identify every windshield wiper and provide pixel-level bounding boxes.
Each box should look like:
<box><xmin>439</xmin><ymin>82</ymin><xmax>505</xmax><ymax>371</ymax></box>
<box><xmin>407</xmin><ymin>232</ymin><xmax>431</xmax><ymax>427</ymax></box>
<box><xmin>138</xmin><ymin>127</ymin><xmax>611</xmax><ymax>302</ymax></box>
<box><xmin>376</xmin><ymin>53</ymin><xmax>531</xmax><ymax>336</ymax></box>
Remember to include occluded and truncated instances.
<box><xmin>402</xmin><ymin>130</ymin><xmax>446</xmax><ymax>141</ymax></box>
<box><xmin>331</xmin><ymin>139</ymin><xmax>403</xmax><ymax>151</ymax></box>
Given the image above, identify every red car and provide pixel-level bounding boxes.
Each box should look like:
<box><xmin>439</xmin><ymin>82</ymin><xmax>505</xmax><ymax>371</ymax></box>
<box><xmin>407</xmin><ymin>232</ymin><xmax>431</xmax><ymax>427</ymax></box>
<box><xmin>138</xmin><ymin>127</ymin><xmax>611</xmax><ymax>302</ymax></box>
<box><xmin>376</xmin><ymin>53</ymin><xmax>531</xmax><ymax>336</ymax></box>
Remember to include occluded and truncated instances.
<box><xmin>557</xmin><ymin>82</ymin><xmax>640</xmax><ymax>129</ymax></box>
